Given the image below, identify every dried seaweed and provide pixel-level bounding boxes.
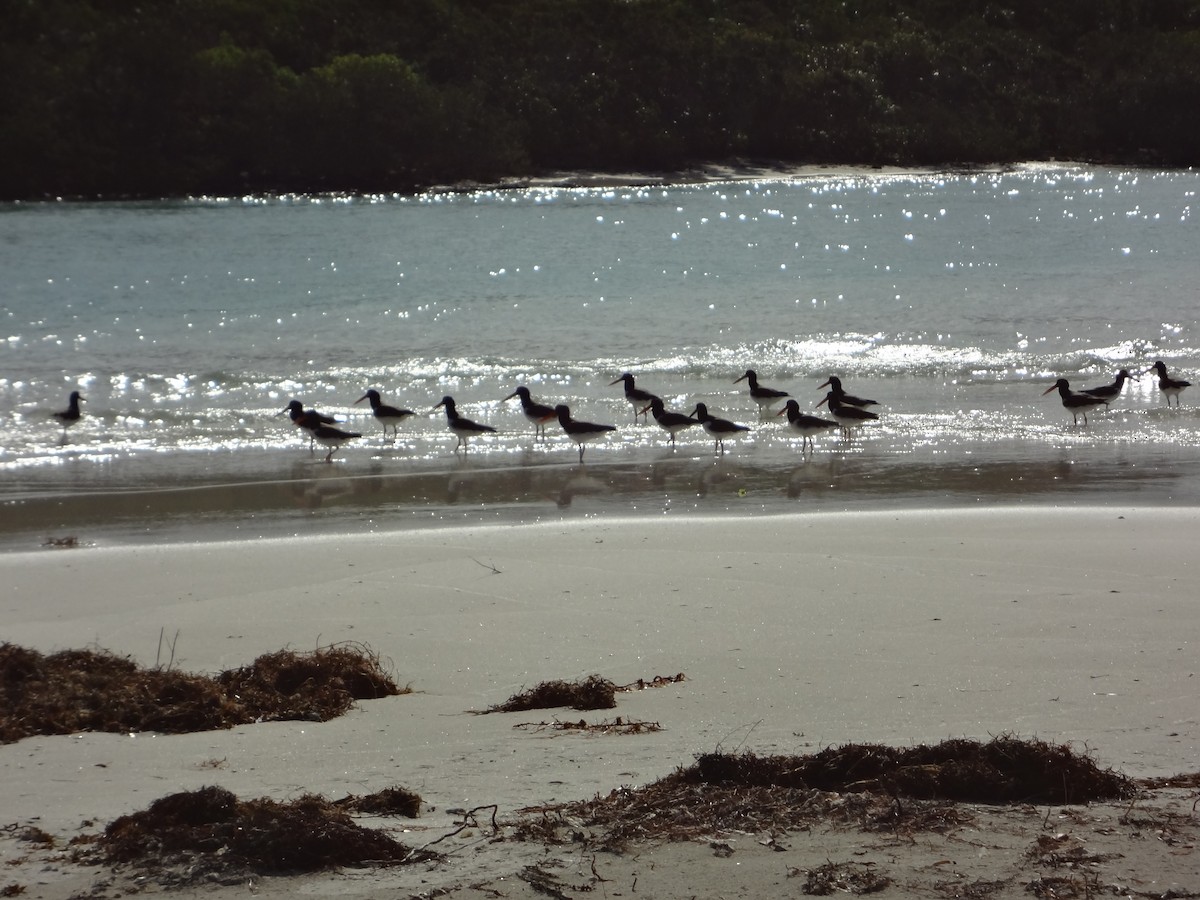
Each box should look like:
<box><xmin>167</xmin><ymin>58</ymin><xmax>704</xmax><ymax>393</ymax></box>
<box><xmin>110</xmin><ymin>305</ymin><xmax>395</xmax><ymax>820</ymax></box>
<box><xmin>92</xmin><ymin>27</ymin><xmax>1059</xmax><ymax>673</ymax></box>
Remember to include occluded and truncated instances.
<box><xmin>792</xmin><ymin>860</ymin><xmax>891</xmax><ymax>895</ymax></box>
<box><xmin>514</xmin><ymin>717</ymin><xmax>664</xmax><ymax>735</ymax></box>
<box><xmin>484</xmin><ymin>671</ymin><xmax>687</xmax><ymax>714</ymax></box>
<box><xmin>0</xmin><ymin>642</ymin><xmax>407</xmax><ymax>743</ymax></box>
<box><xmin>335</xmin><ymin>786</ymin><xmax>422</xmax><ymax>818</ymax></box>
<box><xmin>682</xmin><ymin>736</ymin><xmax>1133</xmax><ymax>805</ymax></box>
<box><xmin>511</xmin><ymin>737</ymin><xmax>1132</xmax><ymax>849</ymax></box>
<box><xmin>486</xmin><ymin>674</ymin><xmax>618</xmax><ymax>713</ymax></box>
<box><xmin>95</xmin><ymin>786</ymin><xmax>435</xmax><ymax>880</ymax></box>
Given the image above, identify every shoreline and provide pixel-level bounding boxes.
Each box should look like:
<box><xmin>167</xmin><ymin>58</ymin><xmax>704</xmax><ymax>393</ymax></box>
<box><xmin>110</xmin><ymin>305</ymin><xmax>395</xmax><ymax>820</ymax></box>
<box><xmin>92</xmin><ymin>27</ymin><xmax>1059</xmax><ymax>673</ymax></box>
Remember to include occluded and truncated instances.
<box><xmin>3</xmin><ymin>506</ymin><xmax>1197</xmax><ymax>897</ymax></box>
<box><xmin>8</xmin><ymin>444</ymin><xmax>1200</xmax><ymax>553</ymax></box>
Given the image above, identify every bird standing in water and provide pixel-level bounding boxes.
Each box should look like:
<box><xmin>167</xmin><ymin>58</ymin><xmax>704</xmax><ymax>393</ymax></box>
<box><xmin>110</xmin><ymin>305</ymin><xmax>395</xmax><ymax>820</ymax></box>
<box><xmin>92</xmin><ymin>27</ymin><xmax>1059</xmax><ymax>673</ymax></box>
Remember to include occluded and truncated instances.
<box><xmin>641</xmin><ymin>397</ymin><xmax>700</xmax><ymax>446</ymax></box>
<box><xmin>778</xmin><ymin>399</ymin><xmax>839</xmax><ymax>451</ymax></box>
<box><xmin>355</xmin><ymin>388</ymin><xmax>414</xmax><ymax>441</ymax></box>
<box><xmin>434</xmin><ymin>396</ymin><xmax>497</xmax><ymax>451</ymax></box>
<box><xmin>1150</xmin><ymin>360</ymin><xmax>1190</xmax><ymax>407</ymax></box>
<box><xmin>733</xmin><ymin>370</ymin><xmax>790</xmax><ymax>415</ymax></box>
<box><xmin>504</xmin><ymin>386</ymin><xmax>557</xmax><ymax>439</ymax></box>
<box><xmin>53</xmin><ymin>391</ymin><xmax>85</xmax><ymax>442</ymax></box>
<box><xmin>610</xmin><ymin>373</ymin><xmax>661</xmax><ymax>423</ymax></box>
<box><xmin>690</xmin><ymin>403</ymin><xmax>749</xmax><ymax>453</ymax></box>
<box><xmin>1079</xmin><ymin>369</ymin><xmax>1136</xmax><ymax>406</ymax></box>
<box><xmin>554</xmin><ymin>404</ymin><xmax>617</xmax><ymax>461</ymax></box>
<box><xmin>1042</xmin><ymin>378</ymin><xmax>1108</xmax><ymax>426</ymax></box>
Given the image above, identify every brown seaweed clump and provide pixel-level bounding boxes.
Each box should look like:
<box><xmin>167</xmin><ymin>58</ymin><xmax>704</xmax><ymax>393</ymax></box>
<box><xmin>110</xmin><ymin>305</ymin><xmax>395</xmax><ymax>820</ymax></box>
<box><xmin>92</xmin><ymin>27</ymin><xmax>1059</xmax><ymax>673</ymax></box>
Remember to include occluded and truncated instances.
<box><xmin>0</xmin><ymin>642</ymin><xmax>406</xmax><ymax>744</ymax></box>
<box><xmin>97</xmin><ymin>786</ymin><xmax>434</xmax><ymax>880</ymax></box>
<box><xmin>515</xmin><ymin>737</ymin><xmax>1133</xmax><ymax>849</ymax></box>
<box><xmin>682</xmin><ymin>736</ymin><xmax>1133</xmax><ymax>805</ymax></box>
<box><xmin>487</xmin><ymin>674</ymin><xmax>618</xmax><ymax>713</ymax></box>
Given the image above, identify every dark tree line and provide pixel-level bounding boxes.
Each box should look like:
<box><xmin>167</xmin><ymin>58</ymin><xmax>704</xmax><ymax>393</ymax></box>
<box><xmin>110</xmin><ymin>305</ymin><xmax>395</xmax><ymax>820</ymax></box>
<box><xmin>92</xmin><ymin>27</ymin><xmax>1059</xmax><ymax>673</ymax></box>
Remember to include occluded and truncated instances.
<box><xmin>2</xmin><ymin>0</ymin><xmax>1199</xmax><ymax>200</ymax></box>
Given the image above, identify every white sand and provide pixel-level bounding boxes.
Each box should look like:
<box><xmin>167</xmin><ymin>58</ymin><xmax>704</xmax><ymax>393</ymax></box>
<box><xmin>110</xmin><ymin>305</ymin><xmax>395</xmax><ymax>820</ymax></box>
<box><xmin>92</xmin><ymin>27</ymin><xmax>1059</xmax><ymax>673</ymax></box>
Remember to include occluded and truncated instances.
<box><xmin>2</xmin><ymin>507</ymin><xmax>1197</xmax><ymax>898</ymax></box>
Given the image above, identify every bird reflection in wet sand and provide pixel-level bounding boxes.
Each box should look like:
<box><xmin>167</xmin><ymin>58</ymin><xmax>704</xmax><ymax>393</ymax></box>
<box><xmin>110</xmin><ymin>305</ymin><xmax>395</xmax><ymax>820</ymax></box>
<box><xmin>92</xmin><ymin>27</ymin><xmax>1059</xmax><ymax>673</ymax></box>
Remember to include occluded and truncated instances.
<box><xmin>555</xmin><ymin>468</ymin><xmax>609</xmax><ymax>507</ymax></box>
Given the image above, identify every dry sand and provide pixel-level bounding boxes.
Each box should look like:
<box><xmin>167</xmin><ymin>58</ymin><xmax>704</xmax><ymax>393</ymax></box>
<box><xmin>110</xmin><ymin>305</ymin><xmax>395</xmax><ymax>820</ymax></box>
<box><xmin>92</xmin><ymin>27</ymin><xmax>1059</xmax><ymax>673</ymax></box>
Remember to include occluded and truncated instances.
<box><xmin>1</xmin><ymin>507</ymin><xmax>1197</xmax><ymax>898</ymax></box>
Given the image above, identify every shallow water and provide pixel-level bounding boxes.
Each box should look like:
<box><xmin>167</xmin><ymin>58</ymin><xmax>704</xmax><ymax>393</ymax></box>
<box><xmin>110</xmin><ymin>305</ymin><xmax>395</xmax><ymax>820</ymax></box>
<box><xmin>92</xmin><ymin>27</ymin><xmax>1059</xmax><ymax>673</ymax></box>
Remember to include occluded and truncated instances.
<box><xmin>2</xmin><ymin>164</ymin><xmax>1198</xmax><ymax>548</ymax></box>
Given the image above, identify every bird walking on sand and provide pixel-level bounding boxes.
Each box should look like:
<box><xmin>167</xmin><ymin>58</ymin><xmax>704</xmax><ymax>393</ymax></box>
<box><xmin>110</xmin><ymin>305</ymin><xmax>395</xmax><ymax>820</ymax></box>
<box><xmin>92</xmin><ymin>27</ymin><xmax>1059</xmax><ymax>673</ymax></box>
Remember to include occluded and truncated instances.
<box><xmin>434</xmin><ymin>396</ymin><xmax>496</xmax><ymax>451</ymax></box>
<box><xmin>610</xmin><ymin>373</ymin><xmax>661</xmax><ymax>423</ymax></box>
<box><xmin>1150</xmin><ymin>360</ymin><xmax>1190</xmax><ymax>407</ymax></box>
<box><xmin>690</xmin><ymin>403</ymin><xmax>749</xmax><ymax>453</ymax></box>
<box><xmin>778</xmin><ymin>399</ymin><xmax>839</xmax><ymax>451</ymax></box>
<box><xmin>355</xmin><ymin>389</ymin><xmax>414</xmax><ymax>441</ymax></box>
<box><xmin>1079</xmin><ymin>369</ymin><xmax>1136</xmax><ymax>406</ymax></box>
<box><xmin>554</xmin><ymin>404</ymin><xmax>616</xmax><ymax>461</ymax></box>
<box><xmin>641</xmin><ymin>397</ymin><xmax>700</xmax><ymax>446</ymax></box>
<box><xmin>733</xmin><ymin>370</ymin><xmax>789</xmax><ymax>414</ymax></box>
<box><xmin>53</xmin><ymin>391</ymin><xmax>85</xmax><ymax>441</ymax></box>
<box><xmin>1042</xmin><ymin>378</ymin><xmax>1108</xmax><ymax>426</ymax></box>
<box><xmin>311</xmin><ymin>424</ymin><xmax>362</xmax><ymax>462</ymax></box>
<box><xmin>504</xmin><ymin>386</ymin><xmax>557</xmax><ymax>439</ymax></box>
<box><xmin>817</xmin><ymin>392</ymin><xmax>880</xmax><ymax>435</ymax></box>
<box><xmin>817</xmin><ymin>376</ymin><xmax>878</xmax><ymax>409</ymax></box>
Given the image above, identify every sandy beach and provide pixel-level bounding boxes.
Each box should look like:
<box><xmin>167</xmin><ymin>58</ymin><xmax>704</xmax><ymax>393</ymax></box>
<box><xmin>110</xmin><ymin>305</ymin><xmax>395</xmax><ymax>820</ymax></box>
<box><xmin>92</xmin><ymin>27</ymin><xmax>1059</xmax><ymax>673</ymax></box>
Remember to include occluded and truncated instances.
<box><xmin>2</xmin><ymin>507</ymin><xmax>1197</xmax><ymax>898</ymax></box>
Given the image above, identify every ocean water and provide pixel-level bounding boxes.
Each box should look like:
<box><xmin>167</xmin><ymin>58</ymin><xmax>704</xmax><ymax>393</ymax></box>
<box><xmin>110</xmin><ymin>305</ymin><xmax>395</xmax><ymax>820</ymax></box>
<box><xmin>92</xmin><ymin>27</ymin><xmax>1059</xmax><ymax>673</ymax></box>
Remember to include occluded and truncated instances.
<box><xmin>2</xmin><ymin>164</ymin><xmax>1198</xmax><ymax>548</ymax></box>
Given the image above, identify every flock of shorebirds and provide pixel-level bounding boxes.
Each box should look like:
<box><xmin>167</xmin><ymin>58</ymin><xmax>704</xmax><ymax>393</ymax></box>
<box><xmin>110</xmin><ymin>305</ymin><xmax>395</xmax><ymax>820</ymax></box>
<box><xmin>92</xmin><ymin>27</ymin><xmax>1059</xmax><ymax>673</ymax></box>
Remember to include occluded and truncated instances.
<box><xmin>47</xmin><ymin>360</ymin><xmax>1192</xmax><ymax>462</ymax></box>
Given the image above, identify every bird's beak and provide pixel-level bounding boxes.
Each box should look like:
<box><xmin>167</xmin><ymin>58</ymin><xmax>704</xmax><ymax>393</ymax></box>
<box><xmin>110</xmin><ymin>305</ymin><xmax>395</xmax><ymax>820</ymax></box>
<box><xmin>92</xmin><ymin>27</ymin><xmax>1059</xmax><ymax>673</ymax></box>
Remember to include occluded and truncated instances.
<box><xmin>354</xmin><ymin>394</ymin><xmax>368</xmax><ymax>404</ymax></box>
<box><xmin>817</xmin><ymin>380</ymin><xmax>831</xmax><ymax>390</ymax></box>
<box><xmin>732</xmin><ymin>375</ymin><xmax>747</xmax><ymax>384</ymax></box>
<box><xmin>1041</xmin><ymin>385</ymin><xmax>1057</xmax><ymax>395</ymax></box>
<box><xmin>609</xmin><ymin>377</ymin><xmax>623</xmax><ymax>386</ymax></box>
<box><xmin>639</xmin><ymin>404</ymin><xmax>652</xmax><ymax>415</ymax></box>
<box><xmin>503</xmin><ymin>391</ymin><xmax>518</xmax><ymax>401</ymax></box>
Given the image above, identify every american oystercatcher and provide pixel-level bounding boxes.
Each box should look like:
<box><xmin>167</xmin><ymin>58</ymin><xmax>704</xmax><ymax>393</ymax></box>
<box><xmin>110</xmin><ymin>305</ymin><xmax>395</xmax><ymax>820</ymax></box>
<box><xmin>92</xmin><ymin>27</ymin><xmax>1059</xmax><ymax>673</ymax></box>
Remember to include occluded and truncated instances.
<box><xmin>817</xmin><ymin>376</ymin><xmax>878</xmax><ymax>409</ymax></box>
<box><xmin>610</xmin><ymin>373</ymin><xmax>661</xmax><ymax>422</ymax></box>
<box><xmin>1150</xmin><ymin>360</ymin><xmax>1190</xmax><ymax>407</ymax></box>
<box><xmin>554</xmin><ymin>404</ymin><xmax>617</xmax><ymax>461</ymax></box>
<box><xmin>1079</xmin><ymin>369</ymin><xmax>1136</xmax><ymax>406</ymax></box>
<box><xmin>355</xmin><ymin>389</ymin><xmax>414</xmax><ymax>441</ymax></box>
<box><xmin>434</xmin><ymin>396</ymin><xmax>496</xmax><ymax>451</ymax></box>
<box><xmin>778</xmin><ymin>399</ymin><xmax>839</xmax><ymax>451</ymax></box>
<box><xmin>733</xmin><ymin>369</ymin><xmax>790</xmax><ymax>414</ymax></box>
<box><xmin>1042</xmin><ymin>378</ymin><xmax>1108</xmax><ymax>425</ymax></box>
<box><xmin>640</xmin><ymin>396</ymin><xmax>700</xmax><ymax>446</ymax></box>
<box><xmin>817</xmin><ymin>391</ymin><xmax>880</xmax><ymax>435</ymax></box>
<box><xmin>311</xmin><ymin>423</ymin><xmax>362</xmax><ymax>462</ymax></box>
<box><xmin>280</xmin><ymin>399</ymin><xmax>337</xmax><ymax>451</ymax></box>
<box><xmin>689</xmin><ymin>403</ymin><xmax>749</xmax><ymax>453</ymax></box>
<box><xmin>504</xmin><ymin>386</ymin><xmax>557</xmax><ymax>439</ymax></box>
<box><xmin>53</xmin><ymin>391</ymin><xmax>85</xmax><ymax>440</ymax></box>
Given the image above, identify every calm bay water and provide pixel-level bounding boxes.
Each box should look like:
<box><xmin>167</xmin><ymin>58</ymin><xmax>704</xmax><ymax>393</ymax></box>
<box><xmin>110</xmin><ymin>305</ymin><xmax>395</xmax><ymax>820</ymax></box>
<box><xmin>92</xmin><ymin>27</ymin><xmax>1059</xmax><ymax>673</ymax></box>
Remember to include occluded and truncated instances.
<box><xmin>2</xmin><ymin>164</ymin><xmax>1198</xmax><ymax>547</ymax></box>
